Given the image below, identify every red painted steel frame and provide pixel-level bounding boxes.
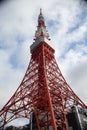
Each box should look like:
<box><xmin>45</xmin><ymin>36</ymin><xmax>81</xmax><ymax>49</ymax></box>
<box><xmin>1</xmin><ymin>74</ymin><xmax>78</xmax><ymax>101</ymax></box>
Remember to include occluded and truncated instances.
<box><xmin>0</xmin><ymin>42</ymin><xmax>86</xmax><ymax>129</ymax></box>
<box><xmin>0</xmin><ymin>9</ymin><xmax>86</xmax><ymax>130</ymax></box>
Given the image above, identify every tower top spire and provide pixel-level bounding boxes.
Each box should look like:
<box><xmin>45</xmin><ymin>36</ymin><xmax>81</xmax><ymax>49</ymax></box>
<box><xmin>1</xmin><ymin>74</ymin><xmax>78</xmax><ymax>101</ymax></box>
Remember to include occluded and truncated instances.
<box><xmin>38</xmin><ymin>8</ymin><xmax>45</xmax><ymax>27</ymax></box>
<box><xmin>30</xmin><ymin>9</ymin><xmax>51</xmax><ymax>53</ymax></box>
<box><xmin>34</xmin><ymin>9</ymin><xmax>50</xmax><ymax>41</ymax></box>
<box><xmin>40</xmin><ymin>8</ymin><xmax>42</xmax><ymax>15</ymax></box>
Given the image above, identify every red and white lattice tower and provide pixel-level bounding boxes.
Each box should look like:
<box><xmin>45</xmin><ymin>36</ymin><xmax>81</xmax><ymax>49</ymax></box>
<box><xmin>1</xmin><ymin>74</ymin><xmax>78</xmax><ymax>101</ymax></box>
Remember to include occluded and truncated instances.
<box><xmin>0</xmin><ymin>9</ymin><xmax>86</xmax><ymax>130</ymax></box>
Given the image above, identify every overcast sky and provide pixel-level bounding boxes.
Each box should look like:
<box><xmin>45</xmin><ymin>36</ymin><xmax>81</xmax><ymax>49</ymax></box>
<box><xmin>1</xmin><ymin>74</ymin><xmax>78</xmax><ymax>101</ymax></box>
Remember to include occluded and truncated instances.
<box><xmin>0</xmin><ymin>0</ymin><xmax>87</xmax><ymax>126</ymax></box>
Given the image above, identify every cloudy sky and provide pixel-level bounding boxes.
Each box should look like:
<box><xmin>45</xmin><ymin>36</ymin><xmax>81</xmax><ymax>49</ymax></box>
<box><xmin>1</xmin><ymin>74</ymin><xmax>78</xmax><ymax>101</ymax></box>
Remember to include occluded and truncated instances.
<box><xmin>0</xmin><ymin>0</ymin><xmax>87</xmax><ymax>126</ymax></box>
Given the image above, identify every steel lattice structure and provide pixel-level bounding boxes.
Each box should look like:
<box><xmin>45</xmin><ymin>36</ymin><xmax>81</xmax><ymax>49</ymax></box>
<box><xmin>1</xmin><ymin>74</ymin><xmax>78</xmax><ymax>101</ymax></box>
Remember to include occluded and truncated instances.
<box><xmin>0</xmin><ymin>9</ymin><xmax>86</xmax><ymax>130</ymax></box>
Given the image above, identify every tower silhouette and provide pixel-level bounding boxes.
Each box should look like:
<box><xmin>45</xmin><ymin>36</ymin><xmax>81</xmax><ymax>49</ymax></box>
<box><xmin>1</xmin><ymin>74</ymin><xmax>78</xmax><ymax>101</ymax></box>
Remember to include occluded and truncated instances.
<box><xmin>0</xmin><ymin>9</ymin><xmax>86</xmax><ymax>130</ymax></box>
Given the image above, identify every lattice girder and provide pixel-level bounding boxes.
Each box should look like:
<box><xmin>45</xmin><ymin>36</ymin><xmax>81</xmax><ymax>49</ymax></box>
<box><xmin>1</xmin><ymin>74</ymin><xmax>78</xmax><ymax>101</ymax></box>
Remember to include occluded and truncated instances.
<box><xmin>0</xmin><ymin>9</ymin><xmax>87</xmax><ymax>130</ymax></box>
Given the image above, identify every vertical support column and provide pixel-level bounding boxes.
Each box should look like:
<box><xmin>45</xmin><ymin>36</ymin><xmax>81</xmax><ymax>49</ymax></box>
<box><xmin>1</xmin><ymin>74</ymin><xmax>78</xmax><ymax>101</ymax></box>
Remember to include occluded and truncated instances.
<box><xmin>42</xmin><ymin>44</ymin><xmax>57</xmax><ymax>130</ymax></box>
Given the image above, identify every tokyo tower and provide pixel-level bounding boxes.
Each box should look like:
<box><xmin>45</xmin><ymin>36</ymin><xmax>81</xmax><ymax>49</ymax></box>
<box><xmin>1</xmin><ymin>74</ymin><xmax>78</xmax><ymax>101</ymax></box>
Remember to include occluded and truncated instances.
<box><xmin>0</xmin><ymin>9</ymin><xmax>86</xmax><ymax>130</ymax></box>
